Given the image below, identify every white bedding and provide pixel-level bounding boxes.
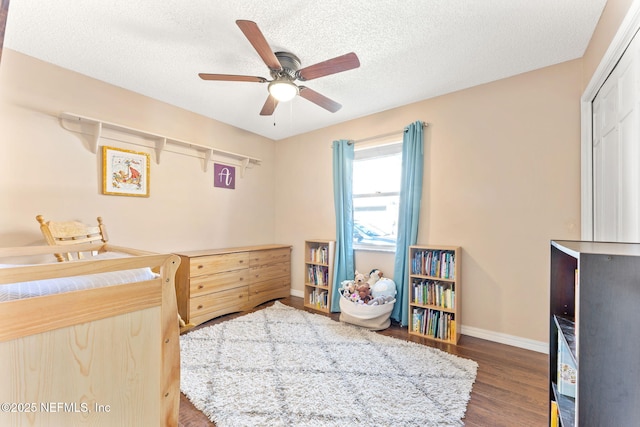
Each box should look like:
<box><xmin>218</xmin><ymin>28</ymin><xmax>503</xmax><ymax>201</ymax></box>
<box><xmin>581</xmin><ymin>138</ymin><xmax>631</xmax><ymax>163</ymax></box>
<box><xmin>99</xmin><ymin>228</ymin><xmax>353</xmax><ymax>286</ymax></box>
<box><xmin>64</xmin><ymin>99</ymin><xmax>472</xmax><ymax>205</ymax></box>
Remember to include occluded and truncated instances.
<box><xmin>0</xmin><ymin>252</ymin><xmax>157</xmax><ymax>302</ymax></box>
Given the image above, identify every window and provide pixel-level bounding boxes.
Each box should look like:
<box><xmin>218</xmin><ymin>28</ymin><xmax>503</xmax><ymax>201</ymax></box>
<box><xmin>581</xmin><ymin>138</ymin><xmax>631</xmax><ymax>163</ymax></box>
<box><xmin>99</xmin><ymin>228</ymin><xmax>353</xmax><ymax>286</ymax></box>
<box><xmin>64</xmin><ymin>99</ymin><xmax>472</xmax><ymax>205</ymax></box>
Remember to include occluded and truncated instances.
<box><xmin>352</xmin><ymin>142</ymin><xmax>402</xmax><ymax>250</ymax></box>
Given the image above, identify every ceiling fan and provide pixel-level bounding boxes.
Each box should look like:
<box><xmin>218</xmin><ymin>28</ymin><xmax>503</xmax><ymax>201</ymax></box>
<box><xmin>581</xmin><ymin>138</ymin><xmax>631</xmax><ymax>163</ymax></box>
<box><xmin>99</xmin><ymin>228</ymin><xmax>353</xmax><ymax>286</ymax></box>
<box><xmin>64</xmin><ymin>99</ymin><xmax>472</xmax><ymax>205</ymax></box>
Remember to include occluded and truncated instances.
<box><xmin>198</xmin><ymin>20</ymin><xmax>360</xmax><ymax>116</ymax></box>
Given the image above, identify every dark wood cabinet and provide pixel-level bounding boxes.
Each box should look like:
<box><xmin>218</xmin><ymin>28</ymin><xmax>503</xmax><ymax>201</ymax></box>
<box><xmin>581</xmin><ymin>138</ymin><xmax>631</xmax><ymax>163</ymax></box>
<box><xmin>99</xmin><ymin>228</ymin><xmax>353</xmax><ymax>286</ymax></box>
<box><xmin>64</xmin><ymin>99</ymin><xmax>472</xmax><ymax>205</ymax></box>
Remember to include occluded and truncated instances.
<box><xmin>549</xmin><ymin>240</ymin><xmax>640</xmax><ymax>426</ymax></box>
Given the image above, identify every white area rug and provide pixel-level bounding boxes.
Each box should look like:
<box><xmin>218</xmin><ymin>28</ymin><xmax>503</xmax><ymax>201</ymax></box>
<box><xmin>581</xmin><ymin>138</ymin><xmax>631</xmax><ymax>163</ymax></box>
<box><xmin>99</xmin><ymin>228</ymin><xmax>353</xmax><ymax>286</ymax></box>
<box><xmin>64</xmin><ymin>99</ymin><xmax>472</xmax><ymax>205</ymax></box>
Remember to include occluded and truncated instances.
<box><xmin>180</xmin><ymin>301</ymin><xmax>478</xmax><ymax>427</ymax></box>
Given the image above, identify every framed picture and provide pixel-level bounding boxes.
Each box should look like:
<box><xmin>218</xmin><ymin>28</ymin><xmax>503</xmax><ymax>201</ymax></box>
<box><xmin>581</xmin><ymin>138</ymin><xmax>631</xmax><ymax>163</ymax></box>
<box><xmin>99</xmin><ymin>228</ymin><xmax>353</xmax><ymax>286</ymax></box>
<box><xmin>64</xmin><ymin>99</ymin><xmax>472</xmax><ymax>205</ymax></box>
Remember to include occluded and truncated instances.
<box><xmin>102</xmin><ymin>146</ymin><xmax>150</xmax><ymax>197</ymax></box>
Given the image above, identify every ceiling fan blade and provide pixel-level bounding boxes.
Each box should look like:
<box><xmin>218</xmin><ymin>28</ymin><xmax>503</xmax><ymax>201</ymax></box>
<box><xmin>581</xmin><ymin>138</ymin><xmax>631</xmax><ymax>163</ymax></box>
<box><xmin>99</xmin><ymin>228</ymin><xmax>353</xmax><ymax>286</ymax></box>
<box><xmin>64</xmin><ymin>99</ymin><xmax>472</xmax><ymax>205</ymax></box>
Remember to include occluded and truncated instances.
<box><xmin>198</xmin><ymin>73</ymin><xmax>267</xmax><ymax>83</ymax></box>
<box><xmin>299</xmin><ymin>86</ymin><xmax>342</xmax><ymax>113</ymax></box>
<box><xmin>260</xmin><ymin>95</ymin><xmax>279</xmax><ymax>116</ymax></box>
<box><xmin>297</xmin><ymin>52</ymin><xmax>360</xmax><ymax>81</ymax></box>
<box><xmin>236</xmin><ymin>20</ymin><xmax>282</xmax><ymax>71</ymax></box>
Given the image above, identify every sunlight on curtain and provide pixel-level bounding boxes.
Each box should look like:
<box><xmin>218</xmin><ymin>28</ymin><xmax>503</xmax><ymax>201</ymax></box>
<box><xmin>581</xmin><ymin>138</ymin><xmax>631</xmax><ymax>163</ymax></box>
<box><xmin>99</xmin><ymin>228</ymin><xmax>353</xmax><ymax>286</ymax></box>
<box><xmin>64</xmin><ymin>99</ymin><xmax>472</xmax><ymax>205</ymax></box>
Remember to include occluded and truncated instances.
<box><xmin>391</xmin><ymin>121</ymin><xmax>424</xmax><ymax>325</ymax></box>
<box><xmin>331</xmin><ymin>139</ymin><xmax>355</xmax><ymax>312</ymax></box>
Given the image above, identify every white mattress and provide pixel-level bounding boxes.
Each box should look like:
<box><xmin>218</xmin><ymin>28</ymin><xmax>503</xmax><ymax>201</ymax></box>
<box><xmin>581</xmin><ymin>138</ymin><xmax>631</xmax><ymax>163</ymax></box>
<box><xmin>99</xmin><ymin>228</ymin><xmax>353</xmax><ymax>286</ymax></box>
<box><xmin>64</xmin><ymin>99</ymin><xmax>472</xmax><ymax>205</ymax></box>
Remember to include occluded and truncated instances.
<box><xmin>0</xmin><ymin>252</ymin><xmax>157</xmax><ymax>302</ymax></box>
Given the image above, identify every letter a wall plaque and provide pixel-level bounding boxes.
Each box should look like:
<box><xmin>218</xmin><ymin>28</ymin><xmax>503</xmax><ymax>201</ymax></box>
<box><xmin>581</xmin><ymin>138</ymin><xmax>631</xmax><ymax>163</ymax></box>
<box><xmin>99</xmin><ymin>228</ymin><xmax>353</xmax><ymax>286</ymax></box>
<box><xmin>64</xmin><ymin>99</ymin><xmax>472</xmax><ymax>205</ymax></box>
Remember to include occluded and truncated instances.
<box><xmin>214</xmin><ymin>163</ymin><xmax>235</xmax><ymax>189</ymax></box>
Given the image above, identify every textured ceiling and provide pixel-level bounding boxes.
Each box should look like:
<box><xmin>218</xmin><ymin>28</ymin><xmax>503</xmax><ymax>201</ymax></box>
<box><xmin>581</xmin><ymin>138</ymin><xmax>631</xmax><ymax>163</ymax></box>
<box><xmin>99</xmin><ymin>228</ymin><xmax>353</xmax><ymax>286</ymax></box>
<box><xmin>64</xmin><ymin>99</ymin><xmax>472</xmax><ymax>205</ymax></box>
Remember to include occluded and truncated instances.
<box><xmin>4</xmin><ymin>1</ymin><xmax>606</xmax><ymax>141</ymax></box>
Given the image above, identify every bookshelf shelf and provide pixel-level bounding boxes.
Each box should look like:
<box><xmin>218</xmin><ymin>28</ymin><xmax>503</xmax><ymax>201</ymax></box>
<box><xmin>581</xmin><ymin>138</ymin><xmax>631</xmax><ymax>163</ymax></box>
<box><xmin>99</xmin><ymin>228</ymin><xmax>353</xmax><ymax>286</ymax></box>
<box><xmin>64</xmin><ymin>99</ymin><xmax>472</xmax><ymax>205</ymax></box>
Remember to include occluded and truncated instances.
<box><xmin>410</xmin><ymin>302</ymin><xmax>455</xmax><ymax>314</ymax></box>
<box><xmin>410</xmin><ymin>274</ymin><xmax>455</xmax><ymax>282</ymax></box>
<box><xmin>549</xmin><ymin>240</ymin><xmax>640</xmax><ymax>426</ymax></box>
<box><xmin>407</xmin><ymin>245</ymin><xmax>461</xmax><ymax>344</ymax></box>
<box><xmin>303</xmin><ymin>240</ymin><xmax>335</xmax><ymax>313</ymax></box>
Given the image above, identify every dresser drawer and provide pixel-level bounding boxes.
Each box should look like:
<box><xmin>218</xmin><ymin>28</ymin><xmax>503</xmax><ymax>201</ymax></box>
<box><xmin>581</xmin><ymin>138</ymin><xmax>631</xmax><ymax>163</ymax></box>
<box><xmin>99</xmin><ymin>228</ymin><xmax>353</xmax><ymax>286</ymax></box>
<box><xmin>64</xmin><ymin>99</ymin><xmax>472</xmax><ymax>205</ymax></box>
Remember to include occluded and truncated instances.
<box><xmin>249</xmin><ymin>277</ymin><xmax>290</xmax><ymax>307</ymax></box>
<box><xmin>175</xmin><ymin>245</ymin><xmax>291</xmax><ymax>327</ymax></box>
<box><xmin>190</xmin><ymin>252</ymin><xmax>249</xmax><ymax>277</ymax></box>
<box><xmin>249</xmin><ymin>262</ymin><xmax>291</xmax><ymax>283</ymax></box>
<box><xmin>190</xmin><ymin>269</ymin><xmax>250</xmax><ymax>297</ymax></box>
<box><xmin>249</xmin><ymin>248</ymin><xmax>291</xmax><ymax>267</ymax></box>
<box><xmin>189</xmin><ymin>286</ymin><xmax>249</xmax><ymax>325</ymax></box>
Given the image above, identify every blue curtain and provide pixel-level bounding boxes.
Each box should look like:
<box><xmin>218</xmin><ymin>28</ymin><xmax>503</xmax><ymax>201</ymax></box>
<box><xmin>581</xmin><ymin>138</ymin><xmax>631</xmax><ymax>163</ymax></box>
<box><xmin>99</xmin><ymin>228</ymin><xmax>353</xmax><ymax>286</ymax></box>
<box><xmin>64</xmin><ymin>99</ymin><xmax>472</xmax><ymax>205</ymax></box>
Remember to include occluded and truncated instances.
<box><xmin>331</xmin><ymin>139</ymin><xmax>355</xmax><ymax>312</ymax></box>
<box><xmin>391</xmin><ymin>121</ymin><xmax>424</xmax><ymax>325</ymax></box>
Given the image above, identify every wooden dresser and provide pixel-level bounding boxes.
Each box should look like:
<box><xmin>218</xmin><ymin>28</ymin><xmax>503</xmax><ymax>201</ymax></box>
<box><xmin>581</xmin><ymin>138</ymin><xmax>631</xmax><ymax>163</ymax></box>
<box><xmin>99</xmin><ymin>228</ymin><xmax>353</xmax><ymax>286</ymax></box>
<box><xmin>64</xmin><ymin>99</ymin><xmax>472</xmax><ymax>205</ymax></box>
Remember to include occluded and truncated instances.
<box><xmin>174</xmin><ymin>244</ymin><xmax>291</xmax><ymax>326</ymax></box>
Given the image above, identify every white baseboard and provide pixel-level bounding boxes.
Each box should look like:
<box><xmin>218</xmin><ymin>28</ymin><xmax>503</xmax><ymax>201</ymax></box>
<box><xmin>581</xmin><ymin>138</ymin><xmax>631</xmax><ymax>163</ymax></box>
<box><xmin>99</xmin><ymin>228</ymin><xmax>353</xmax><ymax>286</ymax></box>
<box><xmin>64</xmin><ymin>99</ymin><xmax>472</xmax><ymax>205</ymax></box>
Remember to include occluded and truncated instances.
<box><xmin>290</xmin><ymin>289</ymin><xmax>304</xmax><ymax>298</ymax></box>
<box><xmin>461</xmin><ymin>325</ymin><xmax>548</xmax><ymax>354</ymax></box>
<box><xmin>288</xmin><ymin>289</ymin><xmax>548</xmax><ymax>353</ymax></box>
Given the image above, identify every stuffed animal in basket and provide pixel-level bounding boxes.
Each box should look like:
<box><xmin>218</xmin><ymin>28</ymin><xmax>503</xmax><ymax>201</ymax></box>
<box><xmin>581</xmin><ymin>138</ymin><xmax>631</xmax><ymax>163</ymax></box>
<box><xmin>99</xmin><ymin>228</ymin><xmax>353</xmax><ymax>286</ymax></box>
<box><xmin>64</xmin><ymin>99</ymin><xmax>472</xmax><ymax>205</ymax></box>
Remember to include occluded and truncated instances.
<box><xmin>348</xmin><ymin>270</ymin><xmax>388</xmax><ymax>304</ymax></box>
<box><xmin>371</xmin><ymin>277</ymin><xmax>397</xmax><ymax>299</ymax></box>
<box><xmin>340</xmin><ymin>279</ymin><xmax>357</xmax><ymax>297</ymax></box>
<box><xmin>367</xmin><ymin>269</ymin><xmax>383</xmax><ymax>287</ymax></box>
<box><xmin>354</xmin><ymin>271</ymin><xmax>366</xmax><ymax>286</ymax></box>
<box><xmin>366</xmin><ymin>270</ymin><xmax>396</xmax><ymax>306</ymax></box>
<box><xmin>356</xmin><ymin>283</ymin><xmax>372</xmax><ymax>304</ymax></box>
<box><xmin>347</xmin><ymin>270</ymin><xmax>390</xmax><ymax>304</ymax></box>
<box><xmin>367</xmin><ymin>295</ymin><xmax>395</xmax><ymax>306</ymax></box>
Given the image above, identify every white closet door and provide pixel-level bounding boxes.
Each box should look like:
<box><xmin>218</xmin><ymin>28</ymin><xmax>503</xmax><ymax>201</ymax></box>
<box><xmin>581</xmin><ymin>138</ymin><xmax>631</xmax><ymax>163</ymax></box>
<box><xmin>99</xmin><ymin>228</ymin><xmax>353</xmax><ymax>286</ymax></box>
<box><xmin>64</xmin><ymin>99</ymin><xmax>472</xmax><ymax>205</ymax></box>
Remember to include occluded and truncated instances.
<box><xmin>592</xmin><ymin>30</ymin><xmax>640</xmax><ymax>242</ymax></box>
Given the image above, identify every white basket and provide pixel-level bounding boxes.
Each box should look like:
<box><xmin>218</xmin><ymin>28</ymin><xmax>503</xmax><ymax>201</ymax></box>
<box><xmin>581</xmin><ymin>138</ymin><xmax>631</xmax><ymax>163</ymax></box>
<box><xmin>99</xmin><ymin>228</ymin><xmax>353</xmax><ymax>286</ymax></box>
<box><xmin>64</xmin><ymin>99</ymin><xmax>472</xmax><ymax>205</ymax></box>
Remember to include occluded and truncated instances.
<box><xmin>339</xmin><ymin>294</ymin><xmax>396</xmax><ymax>330</ymax></box>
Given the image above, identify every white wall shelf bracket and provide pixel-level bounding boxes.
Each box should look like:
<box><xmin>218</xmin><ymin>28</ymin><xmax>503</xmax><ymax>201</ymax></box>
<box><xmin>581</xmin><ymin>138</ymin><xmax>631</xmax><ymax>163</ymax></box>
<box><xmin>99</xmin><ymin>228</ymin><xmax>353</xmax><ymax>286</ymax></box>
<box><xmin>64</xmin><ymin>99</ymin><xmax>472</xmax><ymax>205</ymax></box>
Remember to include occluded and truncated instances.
<box><xmin>241</xmin><ymin>158</ymin><xmax>251</xmax><ymax>178</ymax></box>
<box><xmin>204</xmin><ymin>149</ymin><xmax>213</xmax><ymax>172</ymax></box>
<box><xmin>59</xmin><ymin>112</ymin><xmax>262</xmax><ymax>176</ymax></box>
<box><xmin>155</xmin><ymin>137</ymin><xmax>167</xmax><ymax>165</ymax></box>
<box><xmin>91</xmin><ymin>121</ymin><xmax>102</xmax><ymax>154</ymax></box>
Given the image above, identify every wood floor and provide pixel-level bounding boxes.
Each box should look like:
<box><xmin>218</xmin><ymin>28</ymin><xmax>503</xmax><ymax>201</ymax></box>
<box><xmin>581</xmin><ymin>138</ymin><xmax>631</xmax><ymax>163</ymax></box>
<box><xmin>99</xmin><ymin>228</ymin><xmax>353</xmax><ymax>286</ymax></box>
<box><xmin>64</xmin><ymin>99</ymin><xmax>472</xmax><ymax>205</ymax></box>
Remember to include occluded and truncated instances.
<box><xmin>178</xmin><ymin>296</ymin><xmax>549</xmax><ymax>427</ymax></box>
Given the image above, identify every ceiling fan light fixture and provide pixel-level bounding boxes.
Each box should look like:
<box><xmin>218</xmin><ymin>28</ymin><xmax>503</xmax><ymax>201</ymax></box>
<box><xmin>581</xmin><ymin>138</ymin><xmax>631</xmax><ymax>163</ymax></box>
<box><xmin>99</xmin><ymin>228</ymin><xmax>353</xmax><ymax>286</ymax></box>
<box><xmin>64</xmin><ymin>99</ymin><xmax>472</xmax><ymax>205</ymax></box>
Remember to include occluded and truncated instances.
<box><xmin>268</xmin><ymin>80</ymin><xmax>298</xmax><ymax>102</ymax></box>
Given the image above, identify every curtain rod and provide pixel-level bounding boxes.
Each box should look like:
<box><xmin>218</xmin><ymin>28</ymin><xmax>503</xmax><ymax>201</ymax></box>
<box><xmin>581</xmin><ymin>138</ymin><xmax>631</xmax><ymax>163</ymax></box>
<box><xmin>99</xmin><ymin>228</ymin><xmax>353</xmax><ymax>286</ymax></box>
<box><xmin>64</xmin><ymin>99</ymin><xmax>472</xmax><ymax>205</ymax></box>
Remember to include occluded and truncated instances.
<box><xmin>348</xmin><ymin>122</ymin><xmax>428</xmax><ymax>145</ymax></box>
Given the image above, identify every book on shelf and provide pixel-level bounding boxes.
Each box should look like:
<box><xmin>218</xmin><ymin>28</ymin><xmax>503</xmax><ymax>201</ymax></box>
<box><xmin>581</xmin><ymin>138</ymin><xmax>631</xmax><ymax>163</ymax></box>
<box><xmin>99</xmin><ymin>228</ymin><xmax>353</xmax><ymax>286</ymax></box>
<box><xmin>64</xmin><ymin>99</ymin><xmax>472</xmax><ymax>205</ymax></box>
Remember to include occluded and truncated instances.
<box><xmin>412</xmin><ymin>249</ymin><xmax>456</xmax><ymax>279</ymax></box>
<box><xmin>411</xmin><ymin>280</ymin><xmax>455</xmax><ymax>308</ymax></box>
<box><xmin>450</xmin><ymin>318</ymin><xmax>456</xmax><ymax>340</ymax></box>
<box><xmin>550</xmin><ymin>400</ymin><xmax>559</xmax><ymax>427</ymax></box>
<box><xmin>307</xmin><ymin>265</ymin><xmax>329</xmax><ymax>286</ymax></box>
<box><xmin>309</xmin><ymin>245</ymin><xmax>329</xmax><ymax>264</ymax></box>
<box><xmin>412</xmin><ymin>308</ymin><xmax>424</xmax><ymax>334</ymax></box>
<box><xmin>309</xmin><ymin>289</ymin><xmax>328</xmax><ymax>309</ymax></box>
<box><xmin>412</xmin><ymin>307</ymin><xmax>455</xmax><ymax>341</ymax></box>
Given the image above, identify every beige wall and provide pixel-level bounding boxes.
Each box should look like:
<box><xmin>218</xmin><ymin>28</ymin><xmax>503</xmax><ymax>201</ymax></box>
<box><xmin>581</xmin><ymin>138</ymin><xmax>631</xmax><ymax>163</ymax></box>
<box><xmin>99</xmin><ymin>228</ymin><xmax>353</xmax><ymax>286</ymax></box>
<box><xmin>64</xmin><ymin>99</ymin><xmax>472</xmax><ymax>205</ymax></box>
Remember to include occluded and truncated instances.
<box><xmin>0</xmin><ymin>49</ymin><xmax>277</xmax><ymax>252</ymax></box>
<box><xmin>275</xmin><ymin>60</ymin><xmax>583</xmax><ymax>343</ymax></box>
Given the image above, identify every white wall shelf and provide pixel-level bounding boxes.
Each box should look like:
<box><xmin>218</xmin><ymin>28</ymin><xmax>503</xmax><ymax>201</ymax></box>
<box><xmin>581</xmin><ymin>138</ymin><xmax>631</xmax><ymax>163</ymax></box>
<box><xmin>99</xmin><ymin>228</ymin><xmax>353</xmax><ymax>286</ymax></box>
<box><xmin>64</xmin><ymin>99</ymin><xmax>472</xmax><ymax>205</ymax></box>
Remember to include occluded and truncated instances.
<box><xmin>59</xmin><ymin>112</ymin><xmax>261</xmax><ymax>176</ymax></box>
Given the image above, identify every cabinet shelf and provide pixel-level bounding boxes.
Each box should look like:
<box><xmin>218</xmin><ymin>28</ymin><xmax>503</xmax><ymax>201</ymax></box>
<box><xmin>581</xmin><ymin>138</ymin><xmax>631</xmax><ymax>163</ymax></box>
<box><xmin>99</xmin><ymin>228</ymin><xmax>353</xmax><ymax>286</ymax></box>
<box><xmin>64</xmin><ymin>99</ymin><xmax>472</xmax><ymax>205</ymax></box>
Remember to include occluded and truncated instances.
<box><xmin>59</xmin><ymin>112</ymin><xmax>261</xmax><ymax>175</ymax></box>
<box><xmin>552</xmin><ymin>382</ymin><xmax>576</xmax><ymax>427</ymax></box>
<box><xmin>554</xmin><ymin>315</ymin><xmax>576</xmax><ymax>364</ymax></box>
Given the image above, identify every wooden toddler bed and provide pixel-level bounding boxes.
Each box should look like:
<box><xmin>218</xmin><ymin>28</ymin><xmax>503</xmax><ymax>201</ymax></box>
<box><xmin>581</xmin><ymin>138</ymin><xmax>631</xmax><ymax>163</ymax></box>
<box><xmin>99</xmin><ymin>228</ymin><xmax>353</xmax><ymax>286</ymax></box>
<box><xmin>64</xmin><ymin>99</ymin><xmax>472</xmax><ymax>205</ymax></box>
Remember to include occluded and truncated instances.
<box><xmin>0</xmin><ymin>243</ymin><xmax>181</xmax><ymax>426</ymax></box>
